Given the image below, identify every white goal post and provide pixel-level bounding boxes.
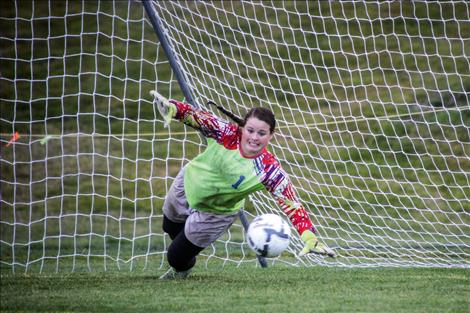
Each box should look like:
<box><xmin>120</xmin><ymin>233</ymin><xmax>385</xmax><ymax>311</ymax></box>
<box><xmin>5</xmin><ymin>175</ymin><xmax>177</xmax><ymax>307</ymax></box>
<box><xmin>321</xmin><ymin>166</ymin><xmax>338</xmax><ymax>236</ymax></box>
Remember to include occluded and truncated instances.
<box><xmin>1</xmin><ymin>0</ymin><xmax>469</xmax><ymax>272</ymax></box>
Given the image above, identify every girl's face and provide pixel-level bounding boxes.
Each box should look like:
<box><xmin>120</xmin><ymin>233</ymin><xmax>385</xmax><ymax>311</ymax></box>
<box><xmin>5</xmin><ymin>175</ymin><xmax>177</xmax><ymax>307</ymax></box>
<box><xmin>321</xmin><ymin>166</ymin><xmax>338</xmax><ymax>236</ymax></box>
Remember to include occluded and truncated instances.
<box><xmin>240</xmin><ymin>117</ymin><xmax>274</xmax><ymax>157</ymax></box>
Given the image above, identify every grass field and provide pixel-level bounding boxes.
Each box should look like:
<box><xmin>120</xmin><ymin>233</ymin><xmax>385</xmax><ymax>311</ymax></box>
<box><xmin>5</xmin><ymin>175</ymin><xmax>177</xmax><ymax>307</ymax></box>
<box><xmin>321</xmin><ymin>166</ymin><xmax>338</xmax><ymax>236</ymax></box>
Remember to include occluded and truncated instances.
<box><xmin>1</xmin><ymin>264</ymin><xmax>469</xmax><ymax>313</ymax></box>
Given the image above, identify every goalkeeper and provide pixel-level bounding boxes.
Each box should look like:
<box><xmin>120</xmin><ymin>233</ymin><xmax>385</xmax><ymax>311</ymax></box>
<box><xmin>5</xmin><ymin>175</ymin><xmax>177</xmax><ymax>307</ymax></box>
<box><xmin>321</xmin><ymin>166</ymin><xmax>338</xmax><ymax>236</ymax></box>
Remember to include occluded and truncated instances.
<box><xmin>152</xmin><ymin>90</ymin><xmax>335</xmax><ymax>280</ymax></box>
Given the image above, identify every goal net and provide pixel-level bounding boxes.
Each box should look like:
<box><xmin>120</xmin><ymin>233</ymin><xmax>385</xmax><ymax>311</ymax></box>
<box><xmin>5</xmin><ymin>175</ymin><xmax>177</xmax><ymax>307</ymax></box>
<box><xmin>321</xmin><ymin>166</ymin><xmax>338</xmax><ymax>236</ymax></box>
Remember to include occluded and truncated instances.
<box><xmin>1</xmin><ymin>0</ymin><xmax>469</xmax><ymax>272</ymax></box>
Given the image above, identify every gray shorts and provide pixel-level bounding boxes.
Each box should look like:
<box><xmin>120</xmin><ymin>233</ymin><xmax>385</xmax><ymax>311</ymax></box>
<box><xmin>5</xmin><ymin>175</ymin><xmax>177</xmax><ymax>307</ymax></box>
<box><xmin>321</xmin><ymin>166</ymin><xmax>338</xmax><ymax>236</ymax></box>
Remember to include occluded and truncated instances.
<box><xmin>162</xmin><ymin>167</ymin><xmax>238</xmax><ymax>248</ymax></box>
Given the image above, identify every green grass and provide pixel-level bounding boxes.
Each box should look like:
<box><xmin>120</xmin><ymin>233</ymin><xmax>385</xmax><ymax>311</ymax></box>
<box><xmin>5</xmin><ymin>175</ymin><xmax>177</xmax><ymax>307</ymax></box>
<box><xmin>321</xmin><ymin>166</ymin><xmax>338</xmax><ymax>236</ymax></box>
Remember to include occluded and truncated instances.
<box><xmin>1</xmin><ymin>265</ymin><xmax>469</xmax><ymax>313</ymax></box>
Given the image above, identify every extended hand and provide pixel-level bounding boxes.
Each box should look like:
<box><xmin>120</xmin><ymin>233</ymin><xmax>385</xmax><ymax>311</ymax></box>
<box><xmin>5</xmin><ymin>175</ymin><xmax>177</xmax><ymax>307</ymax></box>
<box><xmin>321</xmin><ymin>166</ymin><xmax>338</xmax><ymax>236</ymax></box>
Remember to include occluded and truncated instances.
<box><xmin>299</xmin><ymin>229</ymin><xmax>336</xmax><ymax>258</ymax></box>
<box><xmin>150</xmin><ymin>90</ymin><xmax>176</xmax><ymax>128</ymax></box>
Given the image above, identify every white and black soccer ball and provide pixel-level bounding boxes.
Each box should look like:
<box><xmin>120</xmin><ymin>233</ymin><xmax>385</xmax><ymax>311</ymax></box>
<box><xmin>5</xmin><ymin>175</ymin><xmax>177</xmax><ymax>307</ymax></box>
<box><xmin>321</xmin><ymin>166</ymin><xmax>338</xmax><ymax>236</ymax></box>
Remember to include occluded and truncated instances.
<box><xmin>246</xmin><ymin>213</ymin><xmax>291</xmax><ymax>258</ymax></box>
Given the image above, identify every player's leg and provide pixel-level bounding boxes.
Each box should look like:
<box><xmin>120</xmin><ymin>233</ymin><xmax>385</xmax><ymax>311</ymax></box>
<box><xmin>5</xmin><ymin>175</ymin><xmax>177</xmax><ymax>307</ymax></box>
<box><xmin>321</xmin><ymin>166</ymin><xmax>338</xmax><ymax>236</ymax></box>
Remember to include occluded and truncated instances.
<box><xmin>162</xmin><ymin>215</ymin><xmax>184</xmax><ymax>240</ymax></box>
<box><xmin>160</xmin><ymin>210</ymin><xmax>238</xmax><ymax>280</ymax></box>
<box><xmin>160</xmin><ymin>218</ymin><xmax>206</xmax><ymax>280</ymax></box>
<box><xmin>167</xmin><ymin>231</ymin><xmax>203</xmax><ymax>271</ymax></box>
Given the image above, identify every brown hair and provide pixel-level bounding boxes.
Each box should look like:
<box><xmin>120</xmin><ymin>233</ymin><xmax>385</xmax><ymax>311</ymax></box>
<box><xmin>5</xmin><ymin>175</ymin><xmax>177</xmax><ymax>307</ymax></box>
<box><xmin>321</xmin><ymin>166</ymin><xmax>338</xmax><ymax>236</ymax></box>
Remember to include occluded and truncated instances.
<box><xmin>208</xmin><ymin>101</ymin><xmax>276</xmax><ymax>134</ymax></box>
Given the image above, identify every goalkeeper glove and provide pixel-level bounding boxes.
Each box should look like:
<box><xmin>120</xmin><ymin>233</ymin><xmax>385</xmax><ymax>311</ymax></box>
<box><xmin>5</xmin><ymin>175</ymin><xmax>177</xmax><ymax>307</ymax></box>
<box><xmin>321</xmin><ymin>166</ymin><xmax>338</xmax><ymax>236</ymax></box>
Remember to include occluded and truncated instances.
<box><xmin>299</xmin><ymin>229</ymin><xmax>336</xmax><ymax>258</ymax></box>
<box><xmin>150</xmin><ymin>90</ymin><xmax>176</xmax><ymax>128</ymax></box>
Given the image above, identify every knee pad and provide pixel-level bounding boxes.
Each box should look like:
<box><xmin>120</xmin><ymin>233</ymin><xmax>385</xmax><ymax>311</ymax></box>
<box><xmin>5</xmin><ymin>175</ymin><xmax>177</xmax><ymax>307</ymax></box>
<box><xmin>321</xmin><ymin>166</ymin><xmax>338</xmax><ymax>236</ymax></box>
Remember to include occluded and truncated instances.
<box><xmin>162</xmin><ymin>215</ymin><xmax>185</xmax><ymax>240</ymax></box>
<box><xmin>167</xmin><ymin>231</ymin><xmax>204</xmax><ymax>272</ymax></box>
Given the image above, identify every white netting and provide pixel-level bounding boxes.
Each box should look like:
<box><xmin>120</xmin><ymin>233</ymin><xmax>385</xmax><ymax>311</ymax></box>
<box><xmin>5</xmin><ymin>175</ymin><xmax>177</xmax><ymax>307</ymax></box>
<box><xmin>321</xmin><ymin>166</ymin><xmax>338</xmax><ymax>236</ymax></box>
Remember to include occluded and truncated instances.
<box><xmin>1</xmin><ymin>0</ymin><xmax>469</xmax><ymax>272</ymax></box>
<box><xmin>1</xmin><ymin>0</ymin><xmax>178</xmax><ymax>272</ymax></box>
<box><xmin>148</xmin><ymin>0</ymin><xmax>470</xmax><ymax>267</ymax></box>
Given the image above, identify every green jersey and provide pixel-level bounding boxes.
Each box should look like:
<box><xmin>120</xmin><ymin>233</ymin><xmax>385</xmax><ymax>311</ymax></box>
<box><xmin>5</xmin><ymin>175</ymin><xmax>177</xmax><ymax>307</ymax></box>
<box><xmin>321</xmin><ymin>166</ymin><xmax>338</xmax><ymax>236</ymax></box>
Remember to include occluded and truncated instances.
<box><xmin>185</xmin><ymin>138</ymin><xmax>265</xmax><ymax>214</ymax></box>
<box><xmin>172</xmin><ymin>100</ymin><xmax>315</xmax><ymax>234</ymax></box>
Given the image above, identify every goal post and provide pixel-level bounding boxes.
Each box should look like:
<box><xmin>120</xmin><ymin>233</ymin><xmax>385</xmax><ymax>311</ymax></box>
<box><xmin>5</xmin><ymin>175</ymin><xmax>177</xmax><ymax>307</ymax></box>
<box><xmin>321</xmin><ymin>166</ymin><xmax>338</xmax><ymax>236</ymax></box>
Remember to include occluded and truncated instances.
<box><xmin>1</xmin><ymin>0</ymin><xmax>469</xmax><ymax>272</ymax></box>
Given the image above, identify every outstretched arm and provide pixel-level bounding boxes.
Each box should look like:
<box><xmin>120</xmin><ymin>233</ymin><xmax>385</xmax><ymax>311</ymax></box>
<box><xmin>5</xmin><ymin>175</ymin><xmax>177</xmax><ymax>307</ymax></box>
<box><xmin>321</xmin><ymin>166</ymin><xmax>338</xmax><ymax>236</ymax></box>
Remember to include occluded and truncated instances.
<box><xmin>275</xmin><ymin>184</ymin><xmax>336</xmax><ymax>257</ymax></box>
<box><xmin>151</xmin><ymin>90</ymin><xmax>235</xmax><ymax>142</ymax></box>
<box><xmin>263</xmin><ymin>157</ymin><xmax>336</xmax><ymax>257</ymax></box>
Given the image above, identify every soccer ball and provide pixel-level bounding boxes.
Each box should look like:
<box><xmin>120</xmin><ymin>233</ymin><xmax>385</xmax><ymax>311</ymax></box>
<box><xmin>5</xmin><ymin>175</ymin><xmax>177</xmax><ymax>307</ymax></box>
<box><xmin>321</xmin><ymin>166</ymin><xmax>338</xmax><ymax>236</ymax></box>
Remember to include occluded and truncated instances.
<box><xmin>246</xmin><ymin>213</ymin><xmax>291</xmax><ymax>258</ymax></box>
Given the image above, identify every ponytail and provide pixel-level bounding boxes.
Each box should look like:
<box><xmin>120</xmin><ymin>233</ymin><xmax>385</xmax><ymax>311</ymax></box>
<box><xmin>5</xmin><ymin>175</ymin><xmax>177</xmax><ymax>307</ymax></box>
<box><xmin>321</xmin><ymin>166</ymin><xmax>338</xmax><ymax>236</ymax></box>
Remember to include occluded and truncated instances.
<box><xmin>207</xmin><ymin>100</ymin><xmax>244</xmax><ymax>126</ymax></box>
